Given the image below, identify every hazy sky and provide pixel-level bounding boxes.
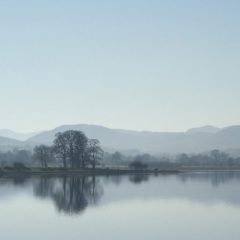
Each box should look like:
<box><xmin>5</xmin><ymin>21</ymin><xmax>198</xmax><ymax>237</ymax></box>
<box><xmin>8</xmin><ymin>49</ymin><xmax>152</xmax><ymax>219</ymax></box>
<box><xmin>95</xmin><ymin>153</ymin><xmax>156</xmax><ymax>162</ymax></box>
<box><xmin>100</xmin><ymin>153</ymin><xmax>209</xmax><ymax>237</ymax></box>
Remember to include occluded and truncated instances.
<box><xmin>0</xmin><ymin>0</ymin><xmax>240</xmax><ymax>132</ymax></box>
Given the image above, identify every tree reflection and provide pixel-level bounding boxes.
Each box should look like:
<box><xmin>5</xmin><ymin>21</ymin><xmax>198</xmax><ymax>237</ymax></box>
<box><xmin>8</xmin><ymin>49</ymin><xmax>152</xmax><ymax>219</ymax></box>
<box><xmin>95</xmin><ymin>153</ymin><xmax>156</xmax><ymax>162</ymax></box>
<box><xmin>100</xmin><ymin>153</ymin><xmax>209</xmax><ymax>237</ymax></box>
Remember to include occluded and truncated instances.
<box><xmin>2</xmin><ymin>171</ymin><xmax>240</xmax><ymax>213</ymax></box>
<box><xmin>178</xmin><ymin>171</ymin><xmax>240</xmax><ymax>186</ymax></box>
<box><xmin>129</xmin><ymin>174</ymin><xmax>149</xmax><ymax>184</ymax></box>
<box><xmin>34</xmin><ymin>176</ymin><xmax>103</xmax><ymax>215</ymax></box>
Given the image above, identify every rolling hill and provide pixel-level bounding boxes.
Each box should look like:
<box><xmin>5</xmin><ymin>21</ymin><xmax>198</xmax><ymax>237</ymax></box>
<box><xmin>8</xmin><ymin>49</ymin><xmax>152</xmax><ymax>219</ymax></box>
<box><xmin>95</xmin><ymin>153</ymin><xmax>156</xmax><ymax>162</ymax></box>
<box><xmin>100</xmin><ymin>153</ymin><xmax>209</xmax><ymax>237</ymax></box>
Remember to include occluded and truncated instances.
<box><xmin>0</xmin><ymin>129</ymin><xmax>39</xmax><ymax>141</ymax></box>
<box><xmin>0</xmin><ymin>124</ymin><xmax>240</xmax><ymax>155</ymax></box>
<box><xmin>24</xmin><ymin>124</ymin><xmax>240</xmax><ymax>154</ymax></box>
<box><xmin>0</xmin><ymin>136</ymin><xmax>24</xmax><ymax>151</ymax></box>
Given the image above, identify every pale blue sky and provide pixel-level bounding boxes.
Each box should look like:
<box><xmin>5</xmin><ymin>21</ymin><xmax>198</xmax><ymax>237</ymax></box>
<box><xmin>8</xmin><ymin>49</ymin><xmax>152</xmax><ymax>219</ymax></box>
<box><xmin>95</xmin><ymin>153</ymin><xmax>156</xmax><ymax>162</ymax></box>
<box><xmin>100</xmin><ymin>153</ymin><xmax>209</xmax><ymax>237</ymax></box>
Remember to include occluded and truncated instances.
<box><xmin>0</xmin><ymin>0</ymin><xmax>240</xmax><ymax>132</ymax></box>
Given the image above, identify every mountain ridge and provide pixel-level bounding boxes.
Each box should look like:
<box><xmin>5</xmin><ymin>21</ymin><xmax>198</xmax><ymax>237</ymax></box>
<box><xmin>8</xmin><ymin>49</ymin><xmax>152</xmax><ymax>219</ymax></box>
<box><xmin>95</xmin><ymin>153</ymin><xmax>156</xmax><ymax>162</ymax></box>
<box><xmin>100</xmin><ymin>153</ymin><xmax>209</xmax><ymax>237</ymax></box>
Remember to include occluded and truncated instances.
<box><xmin>1</xmin><ymin>124</ymin><xmax>240</xmax><ymax>155</ymax></box>
<box><xmin>0</xmin><ymin>129</ymin><xmax>40</xmax><ymax>141</ymax></box>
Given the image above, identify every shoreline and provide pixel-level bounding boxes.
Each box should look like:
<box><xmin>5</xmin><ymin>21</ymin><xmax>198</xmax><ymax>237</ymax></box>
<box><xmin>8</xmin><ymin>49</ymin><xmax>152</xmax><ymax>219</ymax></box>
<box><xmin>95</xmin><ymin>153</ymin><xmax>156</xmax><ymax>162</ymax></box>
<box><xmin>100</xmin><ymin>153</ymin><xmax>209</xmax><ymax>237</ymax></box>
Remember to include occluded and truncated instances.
<box><xmin>0</xmin><ymin>168</ymin><xmax>179</xmax><ymax>177</ymax></box>
<box><xmin>1</xmin><ymin>167</ymin><xmax>240</xmax><ymax>177</ymax></box>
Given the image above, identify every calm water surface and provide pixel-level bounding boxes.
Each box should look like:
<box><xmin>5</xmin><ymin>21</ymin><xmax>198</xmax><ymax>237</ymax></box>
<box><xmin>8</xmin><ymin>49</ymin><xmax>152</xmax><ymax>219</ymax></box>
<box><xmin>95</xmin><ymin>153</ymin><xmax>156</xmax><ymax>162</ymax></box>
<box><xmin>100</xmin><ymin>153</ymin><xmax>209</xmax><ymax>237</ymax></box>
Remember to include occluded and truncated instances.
<box><xmin>0</xmin><ymin>171</ymin><xmax>240</xmax><ymax>240</ymax></box>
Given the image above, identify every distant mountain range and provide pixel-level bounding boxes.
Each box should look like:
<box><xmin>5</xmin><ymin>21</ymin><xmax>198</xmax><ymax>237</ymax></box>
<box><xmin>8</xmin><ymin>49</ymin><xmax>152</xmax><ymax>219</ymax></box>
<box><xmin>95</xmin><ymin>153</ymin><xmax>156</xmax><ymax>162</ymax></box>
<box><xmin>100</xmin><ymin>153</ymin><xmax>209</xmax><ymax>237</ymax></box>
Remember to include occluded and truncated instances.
<box><xmin>0</xmin><ymin>136</ymin><xmax>22</xmax><ymax>145</ymax></box>
<box><xmin>0</xmin><ymin>129</ymin><xmax>38</xmax><ymax>141</ymax></box>
<box><xmin>1</xmin><ymin>124</ymin><xmax>240</xmax><ymax>155</ymax></box>
<box><xmin>186</xmin><ymin>125</ymin><xmax>221</xmax><ymax>134</ymax></box>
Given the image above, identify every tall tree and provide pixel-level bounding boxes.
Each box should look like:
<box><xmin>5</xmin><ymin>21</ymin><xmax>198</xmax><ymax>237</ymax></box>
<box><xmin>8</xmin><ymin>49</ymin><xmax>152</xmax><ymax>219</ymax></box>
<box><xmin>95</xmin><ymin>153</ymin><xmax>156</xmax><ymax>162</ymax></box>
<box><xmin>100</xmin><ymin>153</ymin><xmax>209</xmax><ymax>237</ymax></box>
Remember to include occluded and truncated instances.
<box><xmin>53</xmin><ymin>132</ymin><xmax>69</xmax><ymax>168</ymax></box>
<box><xmin>87</xmin><ymin>139</ymin><xmax>104</xmax><ymax>169</ymax></box>
<box><xmin>53</xmin><ymin>130</ymin><xmax>88</xmax><ymax>169</ymax></box>
<box><xmin>72</xmin><ymin>131</ymin><xmax>88</xmax><ymax>168</ymax></box>
<box><xmin>33</xmin><ymin>145</ymin><xmax>53</xmax><ymax>168</ymax></box>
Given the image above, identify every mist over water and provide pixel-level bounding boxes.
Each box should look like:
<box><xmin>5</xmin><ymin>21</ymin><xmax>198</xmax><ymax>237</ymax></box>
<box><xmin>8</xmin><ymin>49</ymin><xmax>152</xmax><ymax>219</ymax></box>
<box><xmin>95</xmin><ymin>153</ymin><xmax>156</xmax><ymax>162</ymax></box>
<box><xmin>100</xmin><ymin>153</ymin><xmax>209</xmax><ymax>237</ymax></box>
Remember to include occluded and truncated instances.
<box><xmin>0</xmin><ymin>172</ymin><xmax>240</xmax><ymax>240</ymax></box>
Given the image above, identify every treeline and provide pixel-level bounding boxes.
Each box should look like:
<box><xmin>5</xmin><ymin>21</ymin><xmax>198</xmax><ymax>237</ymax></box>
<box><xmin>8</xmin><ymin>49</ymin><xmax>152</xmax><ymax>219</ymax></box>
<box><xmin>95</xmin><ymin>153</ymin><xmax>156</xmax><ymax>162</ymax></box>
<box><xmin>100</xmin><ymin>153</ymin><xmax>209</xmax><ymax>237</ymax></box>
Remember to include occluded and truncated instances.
<box><xmin>175</xmin><ymin>150</ymin><xmax>240</xmax><ymax>167</ymax></box>
<box><xmin>103</xmin><ymin>150</ymin><xmax>240</xmax><ymax>169</ymax></box>
<box><xmin>1</xmin><ymin>133</ymin><xmax>240</xmax><ymax>170</ymax></box>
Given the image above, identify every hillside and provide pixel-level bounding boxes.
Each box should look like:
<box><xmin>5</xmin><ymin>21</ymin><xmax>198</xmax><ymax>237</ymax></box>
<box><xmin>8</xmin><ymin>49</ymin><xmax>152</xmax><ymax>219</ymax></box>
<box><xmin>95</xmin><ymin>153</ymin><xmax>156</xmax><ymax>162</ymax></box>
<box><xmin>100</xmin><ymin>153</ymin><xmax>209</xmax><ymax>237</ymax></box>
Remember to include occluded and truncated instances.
<box><xmin>0</xmin><ymin>129</ymin><xmax>39</xmax><ymax>141</ymax></box>
<box><xmin>0</xmin><ymin>136</ymin><xmax>24</xmax><ymax>151</ymax></box>
<box><xmin>25</xmin><ymin>124</ymin><xmax>240</xmax><ymax>154</ymax></box>
<box><xmin>0</xmin><ymin>124</ymin><xmax>240</xmax><ymax>154</ymax></box>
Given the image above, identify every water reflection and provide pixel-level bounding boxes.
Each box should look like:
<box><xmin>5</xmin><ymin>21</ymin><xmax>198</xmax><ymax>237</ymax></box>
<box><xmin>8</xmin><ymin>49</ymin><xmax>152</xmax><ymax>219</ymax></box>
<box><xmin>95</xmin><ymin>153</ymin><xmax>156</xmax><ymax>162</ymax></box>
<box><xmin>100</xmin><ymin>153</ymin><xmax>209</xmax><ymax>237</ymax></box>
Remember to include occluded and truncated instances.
<box><xmin>34</xmin><ymin>176</ymin><xmax>104</xmax><ymax>215</ymax></box>
<box><xmin>0</xmin><ymin>171</ymin><xmax>240</xmax><ymax>215</ymax></box>
<box><xmin>0</xmin><ymin>172</ymin><xmax>240</xmax><ymax>240</ymax></box>
<box><xmin>129</xmin><ymin>174</ymin><xmax>149</xmax><ymax>184</ymax></box>
<box><xmin>178</xmin><ymin>171</ymin><xmax>240</xmax><ymax>186</ymax></box>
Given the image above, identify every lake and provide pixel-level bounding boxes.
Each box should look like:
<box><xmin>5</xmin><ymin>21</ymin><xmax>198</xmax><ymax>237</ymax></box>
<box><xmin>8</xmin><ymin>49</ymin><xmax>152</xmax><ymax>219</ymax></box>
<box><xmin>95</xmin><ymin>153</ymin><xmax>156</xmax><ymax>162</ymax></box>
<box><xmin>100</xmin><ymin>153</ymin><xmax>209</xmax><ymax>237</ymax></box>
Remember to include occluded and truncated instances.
<box><xmin>0</xmin><ymin>171</ymin><xmax>240</xmax><ymax>240</ymax></box>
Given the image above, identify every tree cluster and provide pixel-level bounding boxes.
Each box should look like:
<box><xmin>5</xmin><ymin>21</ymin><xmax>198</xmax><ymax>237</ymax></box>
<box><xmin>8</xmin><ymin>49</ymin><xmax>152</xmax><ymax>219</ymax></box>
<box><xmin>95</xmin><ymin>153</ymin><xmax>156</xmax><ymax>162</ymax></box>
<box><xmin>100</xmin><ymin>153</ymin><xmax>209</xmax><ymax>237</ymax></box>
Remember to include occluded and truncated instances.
<box><xmin>34</xmin><ymin>130</ymin><xmax>104</xmax><ymax>169</ymax></box>
<box><xmin>176</xmin><ymin>150</ymin><xmax>240</xmax><ymax>167</ymax></box>
<box><xmin>102</xmin><ymin>150</ymin><xmax>240</xmax><ymax>170</ymax></box>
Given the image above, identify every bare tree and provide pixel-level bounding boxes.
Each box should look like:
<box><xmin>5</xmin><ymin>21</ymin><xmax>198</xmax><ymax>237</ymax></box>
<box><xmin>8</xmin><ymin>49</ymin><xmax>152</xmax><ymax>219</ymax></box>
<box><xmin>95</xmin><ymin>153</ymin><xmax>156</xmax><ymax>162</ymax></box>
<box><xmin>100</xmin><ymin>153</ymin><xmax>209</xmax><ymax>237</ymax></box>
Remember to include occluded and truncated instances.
<box><xmin>54</xmin><ymin>132</ymin><xmax>69</xmax><ymax>168</ymax></box>
<box><xmin>53</xmin><ymin>130</ymin><xmax>88</xmax><ymax>169</ymax></box>
<box><xmin>33</xmin><ymin>145</ymin><xmax>53</xmax><ymax>168</ymax></box>
<box><xmin>72</xmin><ymin>131</ymin><xmax>88</xmax><ymax>168</ymax></box>
<box><xmin>87</xmin><ymin>139</ymin><xmax>104</xmax><ymax>169</ymax></box>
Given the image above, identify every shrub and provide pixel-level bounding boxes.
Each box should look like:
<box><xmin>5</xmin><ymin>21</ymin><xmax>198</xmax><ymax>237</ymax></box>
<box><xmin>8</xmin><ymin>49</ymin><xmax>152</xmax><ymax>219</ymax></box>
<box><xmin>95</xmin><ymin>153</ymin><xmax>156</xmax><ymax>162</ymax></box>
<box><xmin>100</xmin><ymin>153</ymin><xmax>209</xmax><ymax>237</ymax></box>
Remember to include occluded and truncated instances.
<box><xmin>129</xmin><ymin>160</ymin><xmax>148</xmax><ymax>170</ymax></box>
<box><xmin>13</xmin><ymin>162</ymin><xmax>27</xmax><ymax>170</ymax></box>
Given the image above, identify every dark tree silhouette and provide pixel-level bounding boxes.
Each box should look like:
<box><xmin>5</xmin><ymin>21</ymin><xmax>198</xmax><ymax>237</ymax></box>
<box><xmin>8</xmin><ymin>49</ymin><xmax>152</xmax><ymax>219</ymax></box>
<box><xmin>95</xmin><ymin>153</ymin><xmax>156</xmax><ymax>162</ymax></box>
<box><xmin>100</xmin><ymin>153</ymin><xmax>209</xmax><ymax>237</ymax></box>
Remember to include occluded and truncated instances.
<box><xmin>53</xmin><ymin>130</ymin><xmax>88</xmax><ymax>168</ymax></box>
<box><xmin>129</xmin><ymin>160</ymin><xmax>148</xmax><ymax>170</ymax></box>
<box><xmin>53</xmin><ymin>132</ymin><xmax>69</xmax><ymax>168</ymax></box>
<box><xmin>87</xmin><ymin>139</ymin><xmax>104</xmax><ymax>169</ymax></box>
<box><xmin>72</xmin><ymin>131</ymin><xmax>88</xmax><ymax>168</ymax></box>
<box><xmin>33</xmin><ymin>145</ymin><xmax>53</xmax><ymax>168</ymax></box>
